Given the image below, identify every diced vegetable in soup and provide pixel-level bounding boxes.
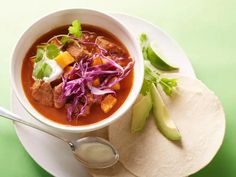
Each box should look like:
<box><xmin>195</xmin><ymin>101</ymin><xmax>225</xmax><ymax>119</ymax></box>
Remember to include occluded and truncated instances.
<box><xmin>21</xmin><ymin>20</ymin><xmax>134</xmax><ymax>126</ymax></box>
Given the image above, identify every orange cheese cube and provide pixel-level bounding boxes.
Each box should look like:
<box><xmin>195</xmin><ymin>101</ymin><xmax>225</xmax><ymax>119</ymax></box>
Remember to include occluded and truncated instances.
<box><xmin>101</xmin><ymin>94</ymin><xmax>117</xmax><ymax>113</ymax></box>
<box><xmin>92</xmin><ymin>78</ymin><xmax>100</xmax><ymax>87</ymax></box>
<box><xmin>112</xmin><ymin>82</ymin><xmax>120</xmax><ymax>90</ymax></box>
<box><xmin>102</xmin><ymin>59</ymin><xmax>107</xmax><ymax>64</ymax></box>
<box><xmin>92</xmin><ymin>57</ymin><xmax>103</xmax><ymax>66</ymax></box>
<box><xmin>55</xmin><ymin>51</ymin><xmax>75</xmax><ymax>69</ymax></box>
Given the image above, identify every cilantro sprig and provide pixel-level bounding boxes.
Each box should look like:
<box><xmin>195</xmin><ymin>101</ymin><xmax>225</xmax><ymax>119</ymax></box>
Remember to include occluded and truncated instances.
<box><xmin>32</xmin><ymin>44</ymin><xmax>59</xmax><ymax>80</ymax></box>
<box><xmin>140</xmin><ymin>33</ymin><xmax>177</xmax><ymax>96</ymax></box>
<box><xmin>35</xmin><ymin>47</ymin><xmax>44</xmax><ymax>62</ymax></box>
<box><xmin>68</xmin><ymin>20</ymin><xmax>82</xmax><ymax>38</ymax></box>
<box><xmin>159</xmin><ymin>78</ymin><xmax>177</xmax><ymax>96</ymax></box>
<box><xmin>32</xmin><ymin>19</ymin><xmax>83</xmax><ymax>81</ymax></box>
<box><xmin>33</xmin><ymin>60</ymin><xmax>52</xmax><ymax>79</ymax></box>
<box><xmin>46</xmin><ymin>44</ymin><xmax>60</xmax><ymax>59</ymax></box>
<box><xmin>60</xmin><ymin>36</ymin><xmax>73</xmax><ymax>45</ymax></box>
<box><xmin>131</xmin><ymin>33</ymin><xmax>180</xmax><ymax>136</ymax></box>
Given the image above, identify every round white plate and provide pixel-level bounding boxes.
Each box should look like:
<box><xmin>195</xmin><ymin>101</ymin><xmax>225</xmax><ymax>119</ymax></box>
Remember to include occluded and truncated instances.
<box><xmin>11</xmin><ymin>13</ymin><xmax>196</xmax><ymax>177</ymax></box>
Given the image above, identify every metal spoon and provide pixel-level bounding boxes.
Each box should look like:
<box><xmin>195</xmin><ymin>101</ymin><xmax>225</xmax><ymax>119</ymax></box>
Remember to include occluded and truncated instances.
<box><xmin>0</xmin><ymin>107</ymin><xmax>119</xmax><ymax>169</ymax></box>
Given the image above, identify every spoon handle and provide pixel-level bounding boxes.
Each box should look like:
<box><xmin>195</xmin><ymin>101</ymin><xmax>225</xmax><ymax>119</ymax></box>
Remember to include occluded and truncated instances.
<box><xmin>0</xmin><ymin>106</ymin><xmax>69</xmax><ymax>143</ymax></box>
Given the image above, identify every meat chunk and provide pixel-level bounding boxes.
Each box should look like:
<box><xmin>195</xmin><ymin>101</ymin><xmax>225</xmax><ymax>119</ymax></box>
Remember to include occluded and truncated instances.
<box><xmin>66</xmin><ymin>43</ymin><xmax>91</xmax><ymax>60</ymax></box>
<box><xmin>53</xmin><ymin>83</ymin><xmax>66</xmax><ymax>109</ymax></box>
<box><xmin>87</xmin><ymin>93</ymin><xmax>95</xmax><ymax>104</ymax></box>
<box><xmin>50</xmin><ymin>38</ymin><xmax>61</xmax><ymax>47</ymax></box>
<box><xmin>81</xmin><ymin>32</ymin><xmax>97</xmax><ymax>42</ymax></box>
<box><xmin>31</xmin><ymin>80</ymin><xmax>53</xmax><ymax>107</ymax></box>
<box><xmin>101</xmin><ymin>94</ymin><xmax>117</xmax><ymax>113</ymax></box>
<box><xmin>65</xmin><ymin>103</ymin><xmax>91</xmax><ymax>117</ymax></box>
<box><xmin>81</xmin><ymin>105</ymin><xmax>91</xmax><ymax>117</ymax></box>
<box><xmin>96</xmin><ymin>36</ymin><xmax>126</xmax><ymax>55</ymax></box>
<box><xmin>79</xmin><ymin>94</ymin><xmax>94</xmax><ymax>116</ymax></box>
<box><xmin>50</xmin><ymin>78</ymin><xmax>63</xmax><ymax>88</ymax></box>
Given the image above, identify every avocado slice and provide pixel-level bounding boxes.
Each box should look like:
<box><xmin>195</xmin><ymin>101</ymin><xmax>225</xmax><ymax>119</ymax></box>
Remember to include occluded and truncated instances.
<box><xmin>131</xmin><ymin>93</ymin><xmax>152</xmax><ymax>133</ymax></box>
<box><xmin>150</xmin><ymin>83</ymin><xmax>181</xmax><ymax>140</ymax></box>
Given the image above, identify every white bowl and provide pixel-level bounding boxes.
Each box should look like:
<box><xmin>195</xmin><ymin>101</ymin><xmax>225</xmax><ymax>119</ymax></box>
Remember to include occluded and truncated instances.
<box><xmin>11</xmin><ymin>9</ymin><xmax>144</xmax><ymax>133</ymax></box>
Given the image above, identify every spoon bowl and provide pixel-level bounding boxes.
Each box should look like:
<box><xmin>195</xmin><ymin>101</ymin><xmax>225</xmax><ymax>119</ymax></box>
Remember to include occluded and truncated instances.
<box><xmin>71</xmin><ymin>137</ymin><xmax>119</xmax><ymax>169</ymax></box>
<box><xmin>0</xmin><ymin>106</ymin><xmax>119</xmax><ymax>169</ymax></box>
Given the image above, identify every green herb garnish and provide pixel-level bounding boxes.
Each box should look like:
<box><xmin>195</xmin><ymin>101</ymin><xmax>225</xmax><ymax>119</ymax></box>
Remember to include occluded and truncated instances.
<box><xmin>33</xmin><ymin>61</ymin><xmax>52</xmax><ymax>79</ymax></box>
<box><xmin>61</xmin><ymin>36</ymin><xmax>73</xmax><ymax>45</ymax></box>
<box><xmin>140</xmin><ymin>60</ymin><xmax>177</xmax><ymax>96</ymax></box>
<box><xmin>140</xmin><ymin>33</ymin><xmax>149</xmax><ymax>60</ymax></box>
<box><xmin>43</xmin><ymin>63</ymin><xmax>53</xmax><ymax>77</ymax></box>
<box><xmin>35</xmin><ymin>47</ymin><xmax>44</xmax><ymax>62</ymax></box>
<box><xmin>68</xmin><ymin>20</ymin><xmax>82</xmax><ymax>38</ymax></box>
<box><xmin>140</xmin><ymin>60</ymin><xmax>158</xmax><ymax>95</ymax></box>
<box><xmin>46</xmin><ymin>44</ymin><xmax>60</xmax><ymax>59</ymax></box>
<box><xmin>131</xmin><ymin>33</ymin><xmax>180</xmax><ymax>138</ymax></box>
<box><xmin>160</xmin><ymin>78</ymin><xmax>177</xmax><ymax>96</ymax></box>
<box><xmin>139</xmin><ymin>34</ymin><xmax>177</xmax><ymax>96</ymax></box>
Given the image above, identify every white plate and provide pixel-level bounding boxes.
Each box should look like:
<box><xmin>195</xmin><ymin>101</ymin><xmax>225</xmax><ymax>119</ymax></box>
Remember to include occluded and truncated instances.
<box><xmin>11</xmin><ymin>13</ymin><xmax>196</xmax><ymax>177</ymax></box>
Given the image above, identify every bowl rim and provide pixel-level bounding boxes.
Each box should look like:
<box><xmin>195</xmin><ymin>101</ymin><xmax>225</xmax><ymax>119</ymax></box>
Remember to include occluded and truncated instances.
<box><xmin>10</xmin><ymin>8</ymin><xmax>144</xmax><ymax>132</ymax></box>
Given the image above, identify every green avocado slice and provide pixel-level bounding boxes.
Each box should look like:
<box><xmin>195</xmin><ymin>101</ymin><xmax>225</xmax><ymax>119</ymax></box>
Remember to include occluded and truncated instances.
<box><xmin>131</xmin><ymin>93</ymin><xmax>152</xmax><ymax>133</ymax></box>
<box><xmin>150</xmin><ymin>83</ymin><xmax>181</xmax><ymax>140</ymax></box>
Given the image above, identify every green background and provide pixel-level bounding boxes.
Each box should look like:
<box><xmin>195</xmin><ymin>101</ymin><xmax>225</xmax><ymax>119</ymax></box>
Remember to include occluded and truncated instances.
<box><xmin>0</xmin><ymin>0</ymin><xmax>235</xmax><ymax>176</ymax></box>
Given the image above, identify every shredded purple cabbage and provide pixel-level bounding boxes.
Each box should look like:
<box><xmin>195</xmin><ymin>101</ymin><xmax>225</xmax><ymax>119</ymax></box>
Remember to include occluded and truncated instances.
<box><xmin>61</xmin><ymin>36</ymin><xmax>134</xmax><ymax>121</ymax></box>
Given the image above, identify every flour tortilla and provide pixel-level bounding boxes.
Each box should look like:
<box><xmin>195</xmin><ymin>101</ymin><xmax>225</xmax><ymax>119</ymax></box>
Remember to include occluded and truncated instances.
<box><xmin>109</xmin><ymin>75</ymin><xmax>225</xmax><ymax>177</ymax></box>
<box><xmin>82</xmin><ymin>127</ymin><xmax>135</xmax><ymax>177</ymax></box>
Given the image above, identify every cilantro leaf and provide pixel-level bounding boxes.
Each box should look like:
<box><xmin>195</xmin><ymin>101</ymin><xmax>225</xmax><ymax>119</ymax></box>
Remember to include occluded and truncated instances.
<box><xmin>140</xmin><ymin>79</ymin><xmax>151</xmax><ymax>95</ymax></box>
<box><xmin>140</xmin><ymin>33</ymin><xmax>147</xmax><ymax>45</ymax></box>
<box><xmin>159</xmin><ymin>78</ymin><xmax>177</xmax><ymax>96</ymax></box>
<box><xmin>35</xmin><ymin>47</ymin><xmax>44</xmax><ymax>62</ymax></box>
<box><xmin>140</xmin><ymin>33</ymin><xmax>148</xmax><ymax>60</ymax></box>
<box><xmin>46</xmin><ymin>44</ymin><xmax>60</xmax><ymax>59</ymax></box>
<box><xmin>61</xmin><ymin>36</ymin><xmax>72</xmax><ymax>45</ymax></box>
<box><xmin>161</xmin><ymin>78</ymin><xmax>177</xmax><ymax>87</ymax></box>
<box><xmin>144</xmin><ymin>63</ymin><xmax>157</xmax><ymax>82</ymax></box>
<box><xmin>140</xmin><ymin>61</ymin><xmax>158</xmax><ymax>95</ymax></box>
<box><xmin>68</xmin><ymin>20</ymin><xmax>82</xmax><ymax>38</ymax></box>
<box><xmin>33</xmin><ymin>61</ymin><xmax>52</xmax><ymax>79</ymax></box>
<box><xmin>33</xmin><ymin>60</ymin><xmax>44</xmax><ymax>79</ymax></box>
<box><xmin>43</xmin><ymin>63</ymin><xmax>52</xmax><ymax>77</ymax></box>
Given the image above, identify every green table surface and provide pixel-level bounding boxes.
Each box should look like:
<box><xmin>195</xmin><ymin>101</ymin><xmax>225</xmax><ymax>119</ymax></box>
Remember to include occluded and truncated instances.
<box><xmin>0</xmin><ymin>0</ymin><xmax>235</xmax><ymax>176</ymax></box>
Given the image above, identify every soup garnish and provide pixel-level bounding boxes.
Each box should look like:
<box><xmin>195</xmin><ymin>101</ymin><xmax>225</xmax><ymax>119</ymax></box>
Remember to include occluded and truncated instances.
<box><xmin>131</xmin><ymin>33</ymin><xmax>181</xmax><ymax>140</ymax></box>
